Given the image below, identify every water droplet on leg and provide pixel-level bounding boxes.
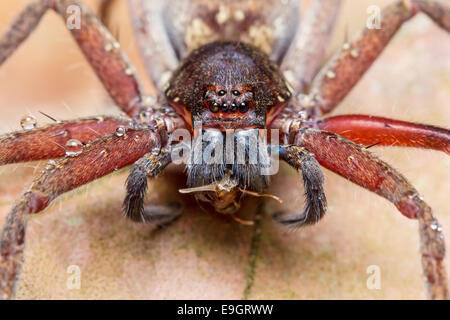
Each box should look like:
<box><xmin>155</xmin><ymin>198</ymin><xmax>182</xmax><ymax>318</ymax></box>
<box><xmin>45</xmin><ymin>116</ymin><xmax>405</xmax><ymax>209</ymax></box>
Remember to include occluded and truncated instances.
<box><xmin>65</xmin><ymin>139</ymin><xmax>83</xmax><ymax>157</ymax></box>
<box><xmin>115</xmin><ymin>126</ymin><xmax>127</xmax><ymax>137</ymax></box>
<box><xmin>326</xmin><ymin>70</ymin><xmax>336</xmax><ymax>79</ymax></box>
<box><xmin>20</xmin><ymin>115</ymin><xmax>37</xmax><ymax>131</ymax></box>
<box><xmin>45</xmin><ymin>160</ymin><xmax>57</xmax><ymax>171</ymax></box>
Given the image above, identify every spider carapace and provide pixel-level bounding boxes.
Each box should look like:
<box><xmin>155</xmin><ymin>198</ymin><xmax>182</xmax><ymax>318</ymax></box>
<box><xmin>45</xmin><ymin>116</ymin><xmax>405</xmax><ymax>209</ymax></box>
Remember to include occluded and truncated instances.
<box><xmin>165</xmin><ymin>41</ymin><xmax>293</xmax><ymax>214</ymax></box>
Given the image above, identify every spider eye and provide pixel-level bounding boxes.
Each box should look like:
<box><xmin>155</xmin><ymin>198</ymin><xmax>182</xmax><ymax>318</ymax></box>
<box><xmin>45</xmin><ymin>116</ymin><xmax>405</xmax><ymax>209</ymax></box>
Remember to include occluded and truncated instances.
<box><xmin>210</xmin><ymin>102</ymin><xmax>220</xmax><ymax>113</ymax></box>
<box><xmin>232</xmin><ymin>90</ymin><xmax>240</xmax><ymax>96</ymax></box>
<box><xmin>239</xmin><ymin>101</ymin><xmax>249</xmax><ymax>113</ymax></box>
<box><xmin>218</xmin><ymin>90</ymin><xmax>227</xmax><ymax>96</ymax></box>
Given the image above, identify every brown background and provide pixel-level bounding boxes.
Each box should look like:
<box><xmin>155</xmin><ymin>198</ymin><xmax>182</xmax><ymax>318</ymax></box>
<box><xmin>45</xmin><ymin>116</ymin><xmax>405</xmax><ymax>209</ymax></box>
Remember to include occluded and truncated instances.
<box><xmin>0</xmin><ymin>0</ymin><xmax>449</xmax><ymax>299</ymax></box>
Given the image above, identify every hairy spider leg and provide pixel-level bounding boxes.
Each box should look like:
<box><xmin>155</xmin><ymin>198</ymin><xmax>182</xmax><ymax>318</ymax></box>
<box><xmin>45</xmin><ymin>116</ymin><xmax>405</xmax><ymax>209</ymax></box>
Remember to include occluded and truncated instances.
<box><xmin>0</xmin><ymin>0</ymin><xmax>151</xmax><ymax>119</ymax></box>
<box><xmin>0</xmin><ymin>116</ymin><xmax>129</xmax><ymax>165</ymax></box>
<box><xmin>124</xmin><ymin>150</ymin><xmax>182</xmax><ymax>225</ymax></box>
<box><xmin>306</xmin><ymin>0</ymin><xmax>450</xmax><ymax>115</ymax></box>
<box><xmin>318</xmin><ymin>115</ymin><xmax>450</xmax><ymax>154</ymax></box>
<box><xmin>0</xmin><ymin>126</ymin><xmax>164</xmax><ymax>300</ymax></box>
<box><xmin>274</xmin><ymin>145</ymin><xmax>327</xmax><ymax>227</ymax></box>
<box><xmin>293</xmin><ymin>128</ymin><xmax>447</xmax><ymax>300</ymax></box>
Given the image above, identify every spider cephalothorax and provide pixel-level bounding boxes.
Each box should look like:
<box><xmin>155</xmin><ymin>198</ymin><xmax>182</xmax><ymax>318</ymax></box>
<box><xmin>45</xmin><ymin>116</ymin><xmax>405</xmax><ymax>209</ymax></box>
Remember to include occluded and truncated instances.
<box><xmin>166</xmin><ymin>41</ymin><xmax>292</xmax><ymax>130</ymax></box>
<box><xmin>0</xmin><ymin>0</ymin><xmax>449</xmax><ymax>300</ymax></box>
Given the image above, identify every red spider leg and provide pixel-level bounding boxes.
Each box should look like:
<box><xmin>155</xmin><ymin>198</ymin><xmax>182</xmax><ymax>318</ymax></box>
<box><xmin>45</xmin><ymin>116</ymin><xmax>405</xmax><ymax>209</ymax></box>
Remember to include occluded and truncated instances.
<box><xmin>0</xmin><ymin>119</ymin><xmax>174</xmax><ymax>299</ymax></box>
<box><xmin>293</xmin><ymin>128</ymin><xmax>447</xmax><ymax>299</ymax></box>
<box><xmin>308</xmin><ymin>0</ymin><xmax>450</xmax><ymax>115</ymax></box>
<box><xmin>318</xmin><ymin>115</ymin><xmax>450</xmax><ymax>154</ymax></box>
<box><xmin>0</xmin><ymin>116</ymin><xmax>129</xmax><ymax>165</ymax></box>
<box><xmin>281</xmin><ymin>0</ymin><xmax>342</xmax><ymax>93</ymax></box>
<box><xmin>0</xmin><ymin>0</ymin><xmax>151</xmax><ymax>119</ymax></box>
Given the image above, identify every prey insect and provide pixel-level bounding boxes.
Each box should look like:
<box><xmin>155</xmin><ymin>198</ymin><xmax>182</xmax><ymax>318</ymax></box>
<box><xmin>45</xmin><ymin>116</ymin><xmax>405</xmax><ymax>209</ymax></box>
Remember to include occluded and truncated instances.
<box><xmin>0</xmin><ymin>0</ymin><xmax>449</xmax><ymax>299</ymax></box>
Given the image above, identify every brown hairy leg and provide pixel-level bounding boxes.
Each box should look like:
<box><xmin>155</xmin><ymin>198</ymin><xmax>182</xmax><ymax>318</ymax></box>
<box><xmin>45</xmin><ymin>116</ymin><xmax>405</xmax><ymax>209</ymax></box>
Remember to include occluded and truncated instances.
<box><xmin>307</xmin><ymin>0</ymin><xmax>450</xmax><ymax>115</ymax></box>
<box><xmin>318</xmin><ymin>115</ymin><xmax>450</xmax><ymax>155</ymax></box>
<box><xmin>0</xmin><ymin>116</ymin><xmax>129</xmax><ymax>165</ymax></box>
<box><xmin>281</xmin><ymin>0</ymin><xmax>342</xmax><ymax>93</ymax></box>
<box><xmin>293</xmin><ymin>128</ymin><xmax>447</xmax><ymax>299</ymax></box>
<box><xmin>0</xmin><ymin>0</ymin><xmax>151</xmax><ymax>119</ymax></box>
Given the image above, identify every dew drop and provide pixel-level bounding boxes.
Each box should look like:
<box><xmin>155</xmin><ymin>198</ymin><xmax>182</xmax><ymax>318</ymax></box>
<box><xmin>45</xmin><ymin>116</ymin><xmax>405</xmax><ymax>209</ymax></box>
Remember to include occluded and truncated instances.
<box><xmin>45</xmin><ymin>160</ymin><xmax>57</xmax><ymax>171</ymax></box>
<box><xmin>65</xmin><ymin>139</ymin><xmax>83</xmax><ymax>157</ymax></box>
<box><xmin>326</xmin><ymin>71</ymin><xmax>336</xmax><ymax>79</ymax></box>
<box><xmin>104</xmin><ymin>43</ymin><xmax>113</xmax><ymax>52</ymax></box>
<box><xmin>431</xmin><ymin>221</ymin><xmax>439</xmax><ymax>231</ymax></box>
<box><xmin>115</xmin><ymin>126</ymin><xmax>126</xmax><ymax>137</ymax></box>
<box><xmin>20</xmin><ymin>115</ymin><xmax>37</xmax><ymax>131</ymax></box>
<box><xmin>350</xmin><ymin>49</ymin><xmax>360</xmax><ymax>58</ymax></box>
<box><xmin>342</xmin><ymin>42</ymin><xmax>351</xmax><ymax>50</ymax></box>
<box><xmin>125</xmin><ymin>67</ymin><xmax>134</xmax><ymax>76</ymax></box>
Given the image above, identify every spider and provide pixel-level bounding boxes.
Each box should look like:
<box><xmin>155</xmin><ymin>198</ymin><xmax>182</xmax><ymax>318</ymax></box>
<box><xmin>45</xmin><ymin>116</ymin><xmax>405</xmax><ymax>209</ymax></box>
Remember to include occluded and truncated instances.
<box><xmin>0</xmin><ymin>0</ymin><xmax>449</xmax><ymax>300</ymax></box>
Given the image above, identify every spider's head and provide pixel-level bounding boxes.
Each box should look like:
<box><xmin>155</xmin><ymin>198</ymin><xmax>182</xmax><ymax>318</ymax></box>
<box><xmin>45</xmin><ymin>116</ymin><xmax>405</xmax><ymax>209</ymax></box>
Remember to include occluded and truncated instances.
<box><xmin>166</xmin><ymin>41</ymin><xmax>292</xmax><ymax>131</ymax></box>
<box><xmin>166</xmin><ymin>42</ymin><xmax>292</xmax><ymax>206</ymax></box>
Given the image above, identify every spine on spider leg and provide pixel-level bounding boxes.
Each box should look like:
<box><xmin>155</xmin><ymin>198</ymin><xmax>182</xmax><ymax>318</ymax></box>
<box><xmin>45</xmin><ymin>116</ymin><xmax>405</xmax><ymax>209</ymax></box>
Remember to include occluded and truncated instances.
<box><xmin>0</xmin><ymin>117</ymin><xmax>129</xmax><ymax>165</ymax></box>
<box><xmin>318</xmin><ymin>115</ymin><xmax>450</xmax><ymax>154</ymax></box>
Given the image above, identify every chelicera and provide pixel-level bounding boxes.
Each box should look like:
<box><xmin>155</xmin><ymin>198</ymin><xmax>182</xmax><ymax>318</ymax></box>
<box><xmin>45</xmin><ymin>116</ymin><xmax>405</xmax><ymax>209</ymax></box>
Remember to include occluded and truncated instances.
<box><xmin>0</xmin><ymin>0</ymin><xmax>449</xmax><ymax>300</ymax></box>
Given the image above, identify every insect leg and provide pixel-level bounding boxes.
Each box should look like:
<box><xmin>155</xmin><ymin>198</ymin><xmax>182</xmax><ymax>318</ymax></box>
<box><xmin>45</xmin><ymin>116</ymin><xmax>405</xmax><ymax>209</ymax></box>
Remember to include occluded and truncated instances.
<box><xmin>273</xmin><ymin>145</ymin><xmax>327</xmax><ymax>227</ymax></box>
<box><xmin>124</xmin><ymin>151</ymin><xmax>182</xmax><ymax>225</ymax></box>
<box><xmin>0</xmin><ymin>116</ymin><xmax>129</xmax><ymax>165</ymax></box>
<box><xmin>295</xmin><ymin>128</ymin><xmax>448</xmax><ymax>299</ymax></box>
<box><xmin>318</xmin><ymin>115</ymin><xmax>450</xmax><ymax>154</ymax></box>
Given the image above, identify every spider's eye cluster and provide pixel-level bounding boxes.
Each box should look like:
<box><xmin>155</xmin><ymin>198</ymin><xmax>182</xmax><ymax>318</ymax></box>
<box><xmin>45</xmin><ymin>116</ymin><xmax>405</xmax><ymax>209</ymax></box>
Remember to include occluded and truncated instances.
<box><xmin>204</xmin><ymin>87</ymin><xmax>252</xmax><ymax>114</ymax></box>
